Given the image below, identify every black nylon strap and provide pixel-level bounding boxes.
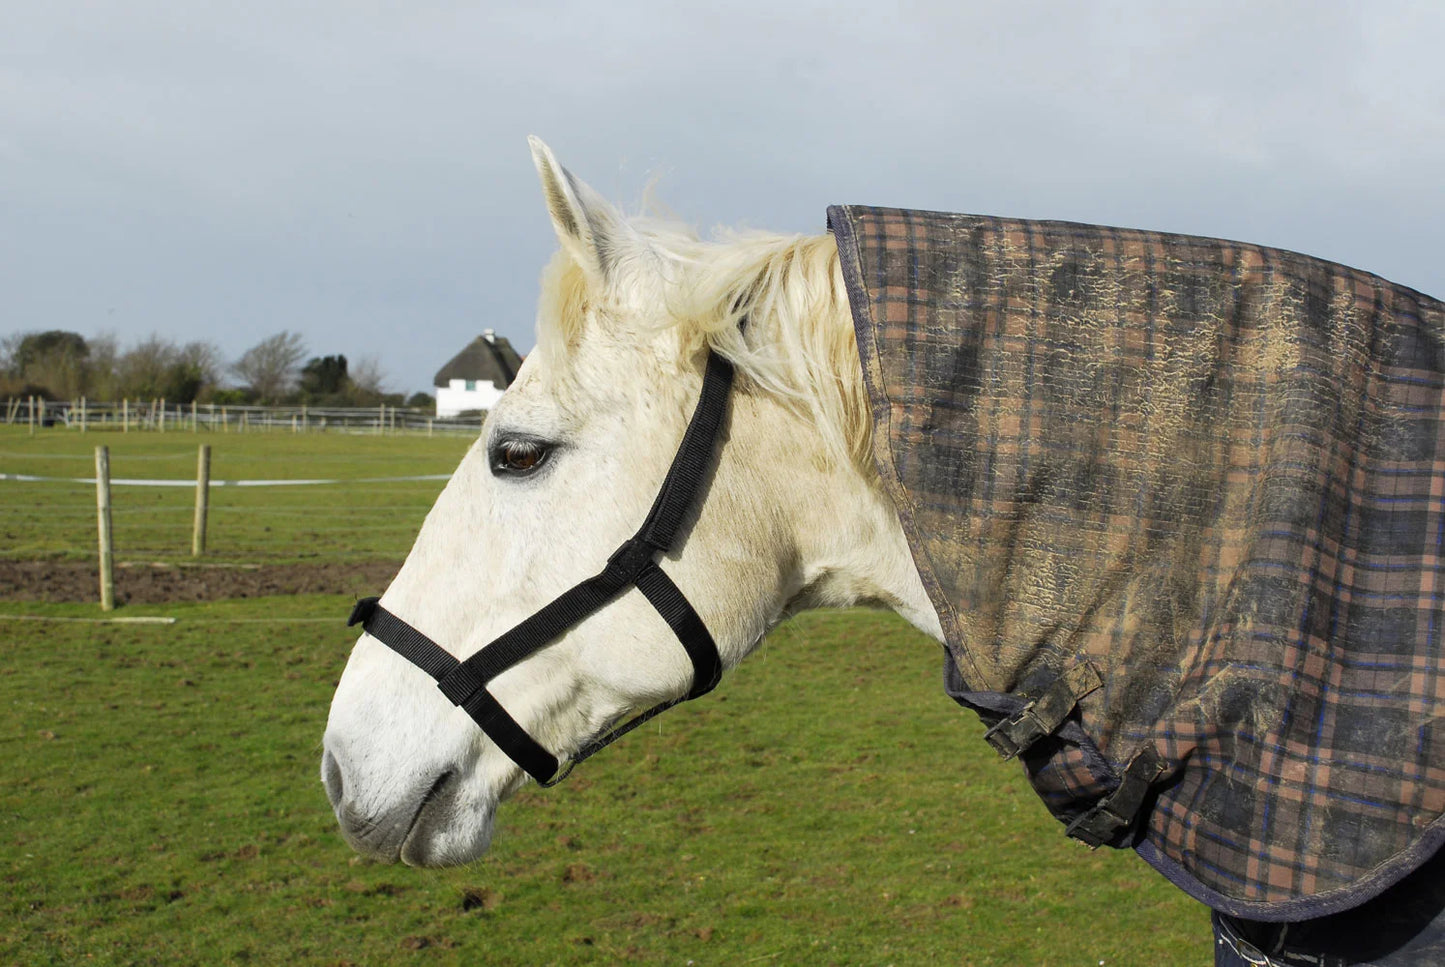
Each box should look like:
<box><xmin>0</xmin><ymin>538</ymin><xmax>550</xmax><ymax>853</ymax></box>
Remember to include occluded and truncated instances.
<box><xmin>638</xmin><ymin>350</ymin><xmax>735</xmax><ymax>550</ymax></box>
<box><xmin>345</xmin><ymin>343</ymin><xmax>738</xmax><ymax>788</ymax></box>
<box><xmin>634</xmin><ymin>562</ymin><xmax>722</xmax><ymax>699</ymax></box>
<box><xmin>348</xmin><ymin>596</ymin><xmax>458</xmax><ymax>681</ymax></box>
<box><xmin>983</xmin><ymin>661</ymin><xmax>1102</xmax><ymax>759</ymax></box>
<box><xmin>457</xmin><ymin>688</ymin><xmax>559</xmax><ymax>783</ymax></box>
<box><xmin>442</xmin><ymin>353</ymin><xmax>736</xmax><ymax>695</ymax></box>
<box><xmin>443</xmin><ymin>563</ymin><xmax>633</xmax><ymax>693</ymax></box>
<box><xmin>1065</xmin><ymin>746</ymin><xmax>1165</xmax><ymax>848</ymax></box>
<box><xmin>348</xmin><ymin>596</ymin><xmax>562</xmax><ymax>785</ymax></box>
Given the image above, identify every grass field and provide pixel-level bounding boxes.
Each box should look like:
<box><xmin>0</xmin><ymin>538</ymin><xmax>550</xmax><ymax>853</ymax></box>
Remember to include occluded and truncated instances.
<box><xmin>0</xmin><ymin>425</ymin><xmax>473</xmax><ymax>563</ymax></box>
<box><xmin>1</xmin><ymin>424</ymin><xmax>1212</xmax><ymax>965</ymax></box>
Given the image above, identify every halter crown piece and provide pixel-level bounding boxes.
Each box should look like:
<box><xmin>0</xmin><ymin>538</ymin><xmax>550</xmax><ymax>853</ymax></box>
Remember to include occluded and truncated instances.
<box><xmin>347</xmin><ymin>346</ymin><xmax>735</xmax><ymax>787</ymax></box>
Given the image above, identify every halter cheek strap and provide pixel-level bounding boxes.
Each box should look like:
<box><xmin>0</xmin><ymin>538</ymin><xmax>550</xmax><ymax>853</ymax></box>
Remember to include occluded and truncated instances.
<box><xmin>347</xmin><ymin>347</ymin><xmax>735</xmax><ymax>787</ymax></box>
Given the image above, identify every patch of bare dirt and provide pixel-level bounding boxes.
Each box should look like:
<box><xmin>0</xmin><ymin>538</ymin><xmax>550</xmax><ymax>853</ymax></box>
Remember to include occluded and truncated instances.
<box><xmin>0</xmin><ymin>560</ymin><xmax>401</xmax><ymax>604</ymax></box>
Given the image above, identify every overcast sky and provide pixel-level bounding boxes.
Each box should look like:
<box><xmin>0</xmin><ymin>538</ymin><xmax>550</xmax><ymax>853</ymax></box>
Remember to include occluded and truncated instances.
<box><xmin>3</xmin><ymin>1</ymin><xmax>1441</xmax><ymax>396</ymax></box>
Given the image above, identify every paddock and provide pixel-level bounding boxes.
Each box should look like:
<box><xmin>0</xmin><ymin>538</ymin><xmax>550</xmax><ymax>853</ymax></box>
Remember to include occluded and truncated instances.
<box><xmin>0</xmin><ymin>423</ymin><xmax>1207</xmax><ymax>964</ymax></box>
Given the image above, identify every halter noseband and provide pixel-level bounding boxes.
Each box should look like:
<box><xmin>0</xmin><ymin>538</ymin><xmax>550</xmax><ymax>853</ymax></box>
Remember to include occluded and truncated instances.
<box><xmin>347</xmin><ymin>347</ymin><xmax>735</xmax><ymax>787</ymax></box>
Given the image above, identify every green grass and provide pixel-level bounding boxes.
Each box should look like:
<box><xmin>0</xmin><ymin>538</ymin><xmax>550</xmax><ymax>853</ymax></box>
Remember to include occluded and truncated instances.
<box><xmin>0</xmin><ymin>425</ymin><xmax>473</xmax><ymax>563</ymax></box>
<box><xmin>2</xmin><ymin>424</ymin><xmax>1211</xmax><ymax>963</ymax></box>
<box><xmin>0</xmin><ymin>599</ymin><xmax>1211</xmax><ymax>966</ymax></box>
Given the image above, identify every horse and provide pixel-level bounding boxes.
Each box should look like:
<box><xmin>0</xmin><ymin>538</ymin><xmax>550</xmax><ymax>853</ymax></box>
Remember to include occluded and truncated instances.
<box><xmin>323</xmin><ymin>138</ymin><xmax>1445</xmax><ymax>965</ymax></box>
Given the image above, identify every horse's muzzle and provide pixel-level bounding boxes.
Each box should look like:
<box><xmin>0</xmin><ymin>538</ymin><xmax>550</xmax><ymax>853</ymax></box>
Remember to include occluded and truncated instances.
<box><xmin>321</xmin><ymin>747</ymin><xmax>470</xmax><ymax>865</ymax></box>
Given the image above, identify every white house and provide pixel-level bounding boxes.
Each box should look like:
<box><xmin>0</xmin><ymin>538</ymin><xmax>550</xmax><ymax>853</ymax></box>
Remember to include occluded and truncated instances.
<box><xmin>433</xmin><ymin>330</ymin><xmax>523</xmax><ymax>418</ymax></box>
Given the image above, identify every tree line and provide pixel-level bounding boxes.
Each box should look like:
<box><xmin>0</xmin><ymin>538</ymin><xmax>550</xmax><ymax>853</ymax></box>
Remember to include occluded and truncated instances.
<box><xmin>1</xmin><ymin>330</ymin><xmax>431</xmax><ymax>407</ymax></box>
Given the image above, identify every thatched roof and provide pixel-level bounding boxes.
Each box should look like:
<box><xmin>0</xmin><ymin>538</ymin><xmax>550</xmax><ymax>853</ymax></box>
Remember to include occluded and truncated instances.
<box><xmin>433</xmin><ymin>331</ymin><xmax>523</xmax><ymax>388</ymax></box>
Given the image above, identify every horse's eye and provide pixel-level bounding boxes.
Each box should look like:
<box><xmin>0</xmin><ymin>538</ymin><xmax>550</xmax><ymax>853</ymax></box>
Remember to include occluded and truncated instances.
<box><xmin>491</xmin><ymin>439</ymin><xmax>550</xmax><ymax>476</ymax></box>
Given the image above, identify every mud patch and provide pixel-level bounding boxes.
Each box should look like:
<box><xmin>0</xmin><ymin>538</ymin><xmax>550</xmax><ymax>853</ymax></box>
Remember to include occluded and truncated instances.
<box><xmin>0</xmin><ymin>560</ymin><xmax>401</xmax><ymax>604</ymax></box>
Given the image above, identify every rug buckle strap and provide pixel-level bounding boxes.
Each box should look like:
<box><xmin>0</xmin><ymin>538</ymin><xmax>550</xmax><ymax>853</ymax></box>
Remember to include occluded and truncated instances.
<box><xmin>983</xmin><ymin>662</ymin><xmax>1102</xmax><ymax>760</ymax></box>
<box><xmin>1064</xmin><ymin>746</ymin><xmax>1165</xmax><ymax>849</ymax></box>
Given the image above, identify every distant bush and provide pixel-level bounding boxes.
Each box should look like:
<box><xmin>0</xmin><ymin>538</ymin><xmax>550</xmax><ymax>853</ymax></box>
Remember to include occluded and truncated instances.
<box><xmin>1</xmin><ymin>329</ymin><xmax>409</xmax><ymax>408</ymax></box>
<box><xmin>1</xmin><ymin>330</ymin><xmax>221</xmax><ymax>403</ymax></box>
<box><xmin>300</xmin><ymin>355</ymin><xmax>350</xmax><ymax>401</ymax></box>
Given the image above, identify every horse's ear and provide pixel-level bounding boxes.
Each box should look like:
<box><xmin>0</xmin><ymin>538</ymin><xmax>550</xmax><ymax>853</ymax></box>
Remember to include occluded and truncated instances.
<box><xmin>528</xmin><ymin>136</ymin><xmax>629</xmax><ymax>284</ymax></box>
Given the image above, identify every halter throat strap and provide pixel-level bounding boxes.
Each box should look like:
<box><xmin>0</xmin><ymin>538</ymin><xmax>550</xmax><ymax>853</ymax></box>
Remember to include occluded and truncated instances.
<box><xmin>347</xmin><ymin>347</ymin><xmax>735</xmax><ymax>787</ymax></box>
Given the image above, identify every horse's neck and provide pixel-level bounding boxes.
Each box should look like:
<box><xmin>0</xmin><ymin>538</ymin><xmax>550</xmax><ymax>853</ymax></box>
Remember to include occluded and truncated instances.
<box><xmin>785</xmin><ymin>468</ymin><xmax>945</xmax><ymax>640</ymax></box>
<box><xmin>764</xmin><ymin>249</ymin><xmax>944</xmax><ymax>643</ymax></box>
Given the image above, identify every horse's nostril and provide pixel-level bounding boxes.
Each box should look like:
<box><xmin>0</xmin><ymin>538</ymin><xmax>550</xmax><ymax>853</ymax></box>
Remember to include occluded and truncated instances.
<box><xmin>322</xmin><ymin>749</ymin><xmax>345</xmax><ymax>810</ymax></box>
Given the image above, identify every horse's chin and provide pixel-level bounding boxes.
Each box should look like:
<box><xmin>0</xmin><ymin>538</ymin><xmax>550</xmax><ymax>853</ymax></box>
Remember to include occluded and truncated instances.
<box><xmin>336</xmin><ymin>794</ymin><xmax>496</xmax><ymax>868</ymax></box>
<box><xmin>323</xmin><ymin>747</ymin><xmax>498</xmax><ymax>868</ymax></box>
<box><xmin>399</xmin><ymin>802</ymin><xmax>495</xmax><ymax>868</ymax></box>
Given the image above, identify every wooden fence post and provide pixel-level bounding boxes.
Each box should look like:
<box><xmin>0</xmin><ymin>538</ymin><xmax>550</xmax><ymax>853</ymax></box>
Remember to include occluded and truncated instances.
<box><xmin>122</xmin><ymin>398</ymin><xmax>129</xmax><ymax>433</ymax></box>
<box><xmin>159</xmin><ymin>398</ymin><xmax>166</xmax><ymax>433</ymax></box>
<box><xmin>29</xmin><ymin>396</ymin><xmax>36</xmax><ymax>436</ymax></box>
<box><xmin>192</xmin><ymin>444</ymin><xmax>211</xmax><ymax>557</ymax></box>
<box><xmin>95</xmin><ymin>445</ymin><xmax>115</xmax><ymax>611</ymax></box>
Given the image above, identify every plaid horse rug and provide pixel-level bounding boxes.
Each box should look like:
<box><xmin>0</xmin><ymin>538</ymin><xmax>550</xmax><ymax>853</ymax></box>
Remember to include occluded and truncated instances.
<box><xmin>830</xmin><ymin>205</ymin><xmax>1445</xmax><ymax>922</ymax></box>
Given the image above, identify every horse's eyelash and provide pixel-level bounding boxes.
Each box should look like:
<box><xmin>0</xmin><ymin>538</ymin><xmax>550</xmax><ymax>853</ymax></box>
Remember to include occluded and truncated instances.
<box><xmin>488</xmin><ymin>437</ymin><xmax>554</xmax><ymax>477</ymax></box>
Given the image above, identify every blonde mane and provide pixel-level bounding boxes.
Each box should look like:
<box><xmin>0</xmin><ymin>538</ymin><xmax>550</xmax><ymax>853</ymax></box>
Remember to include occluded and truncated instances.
<box><xmin>535</xmin><ymin>216</ymin><xmax>874</xmax><ymax>474</ymax></box>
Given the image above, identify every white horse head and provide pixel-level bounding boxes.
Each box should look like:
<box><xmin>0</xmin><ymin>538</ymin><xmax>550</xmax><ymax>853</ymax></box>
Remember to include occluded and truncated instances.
<box><xmin>321</xmin><ymin>138</ymin><xmax>941</xmax><ymax>866</ymax></box>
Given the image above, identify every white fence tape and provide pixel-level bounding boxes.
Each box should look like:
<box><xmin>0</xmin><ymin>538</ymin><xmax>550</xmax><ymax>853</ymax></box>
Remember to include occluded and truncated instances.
<box><xmin>0</xmin><ymin>473</ymin><xmax>451</xmax><ymax>487</ymax></box>
<box><xmin>0</xmin><ymin>614</ymin><xmax>178</xmax><ymax>624</ymax></box>
<box><xmin>0</xmin><ymin>614</ymin><xmax>349</xmax><ymax>625</ymax></box>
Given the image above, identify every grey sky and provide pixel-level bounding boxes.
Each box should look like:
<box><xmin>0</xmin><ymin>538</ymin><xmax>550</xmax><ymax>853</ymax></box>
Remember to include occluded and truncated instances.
<box><xmin>4</xmin><ymin>1</ymin><xmax>1441</xmax><ymax>396</ymax></box>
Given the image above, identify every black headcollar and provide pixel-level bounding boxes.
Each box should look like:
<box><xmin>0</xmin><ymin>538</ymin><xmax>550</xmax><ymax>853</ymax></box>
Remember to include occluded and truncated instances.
<box><xmin>347</xmin><ymin>346</ymin><xmax>735</xmax><ymax>786</ymax></box>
